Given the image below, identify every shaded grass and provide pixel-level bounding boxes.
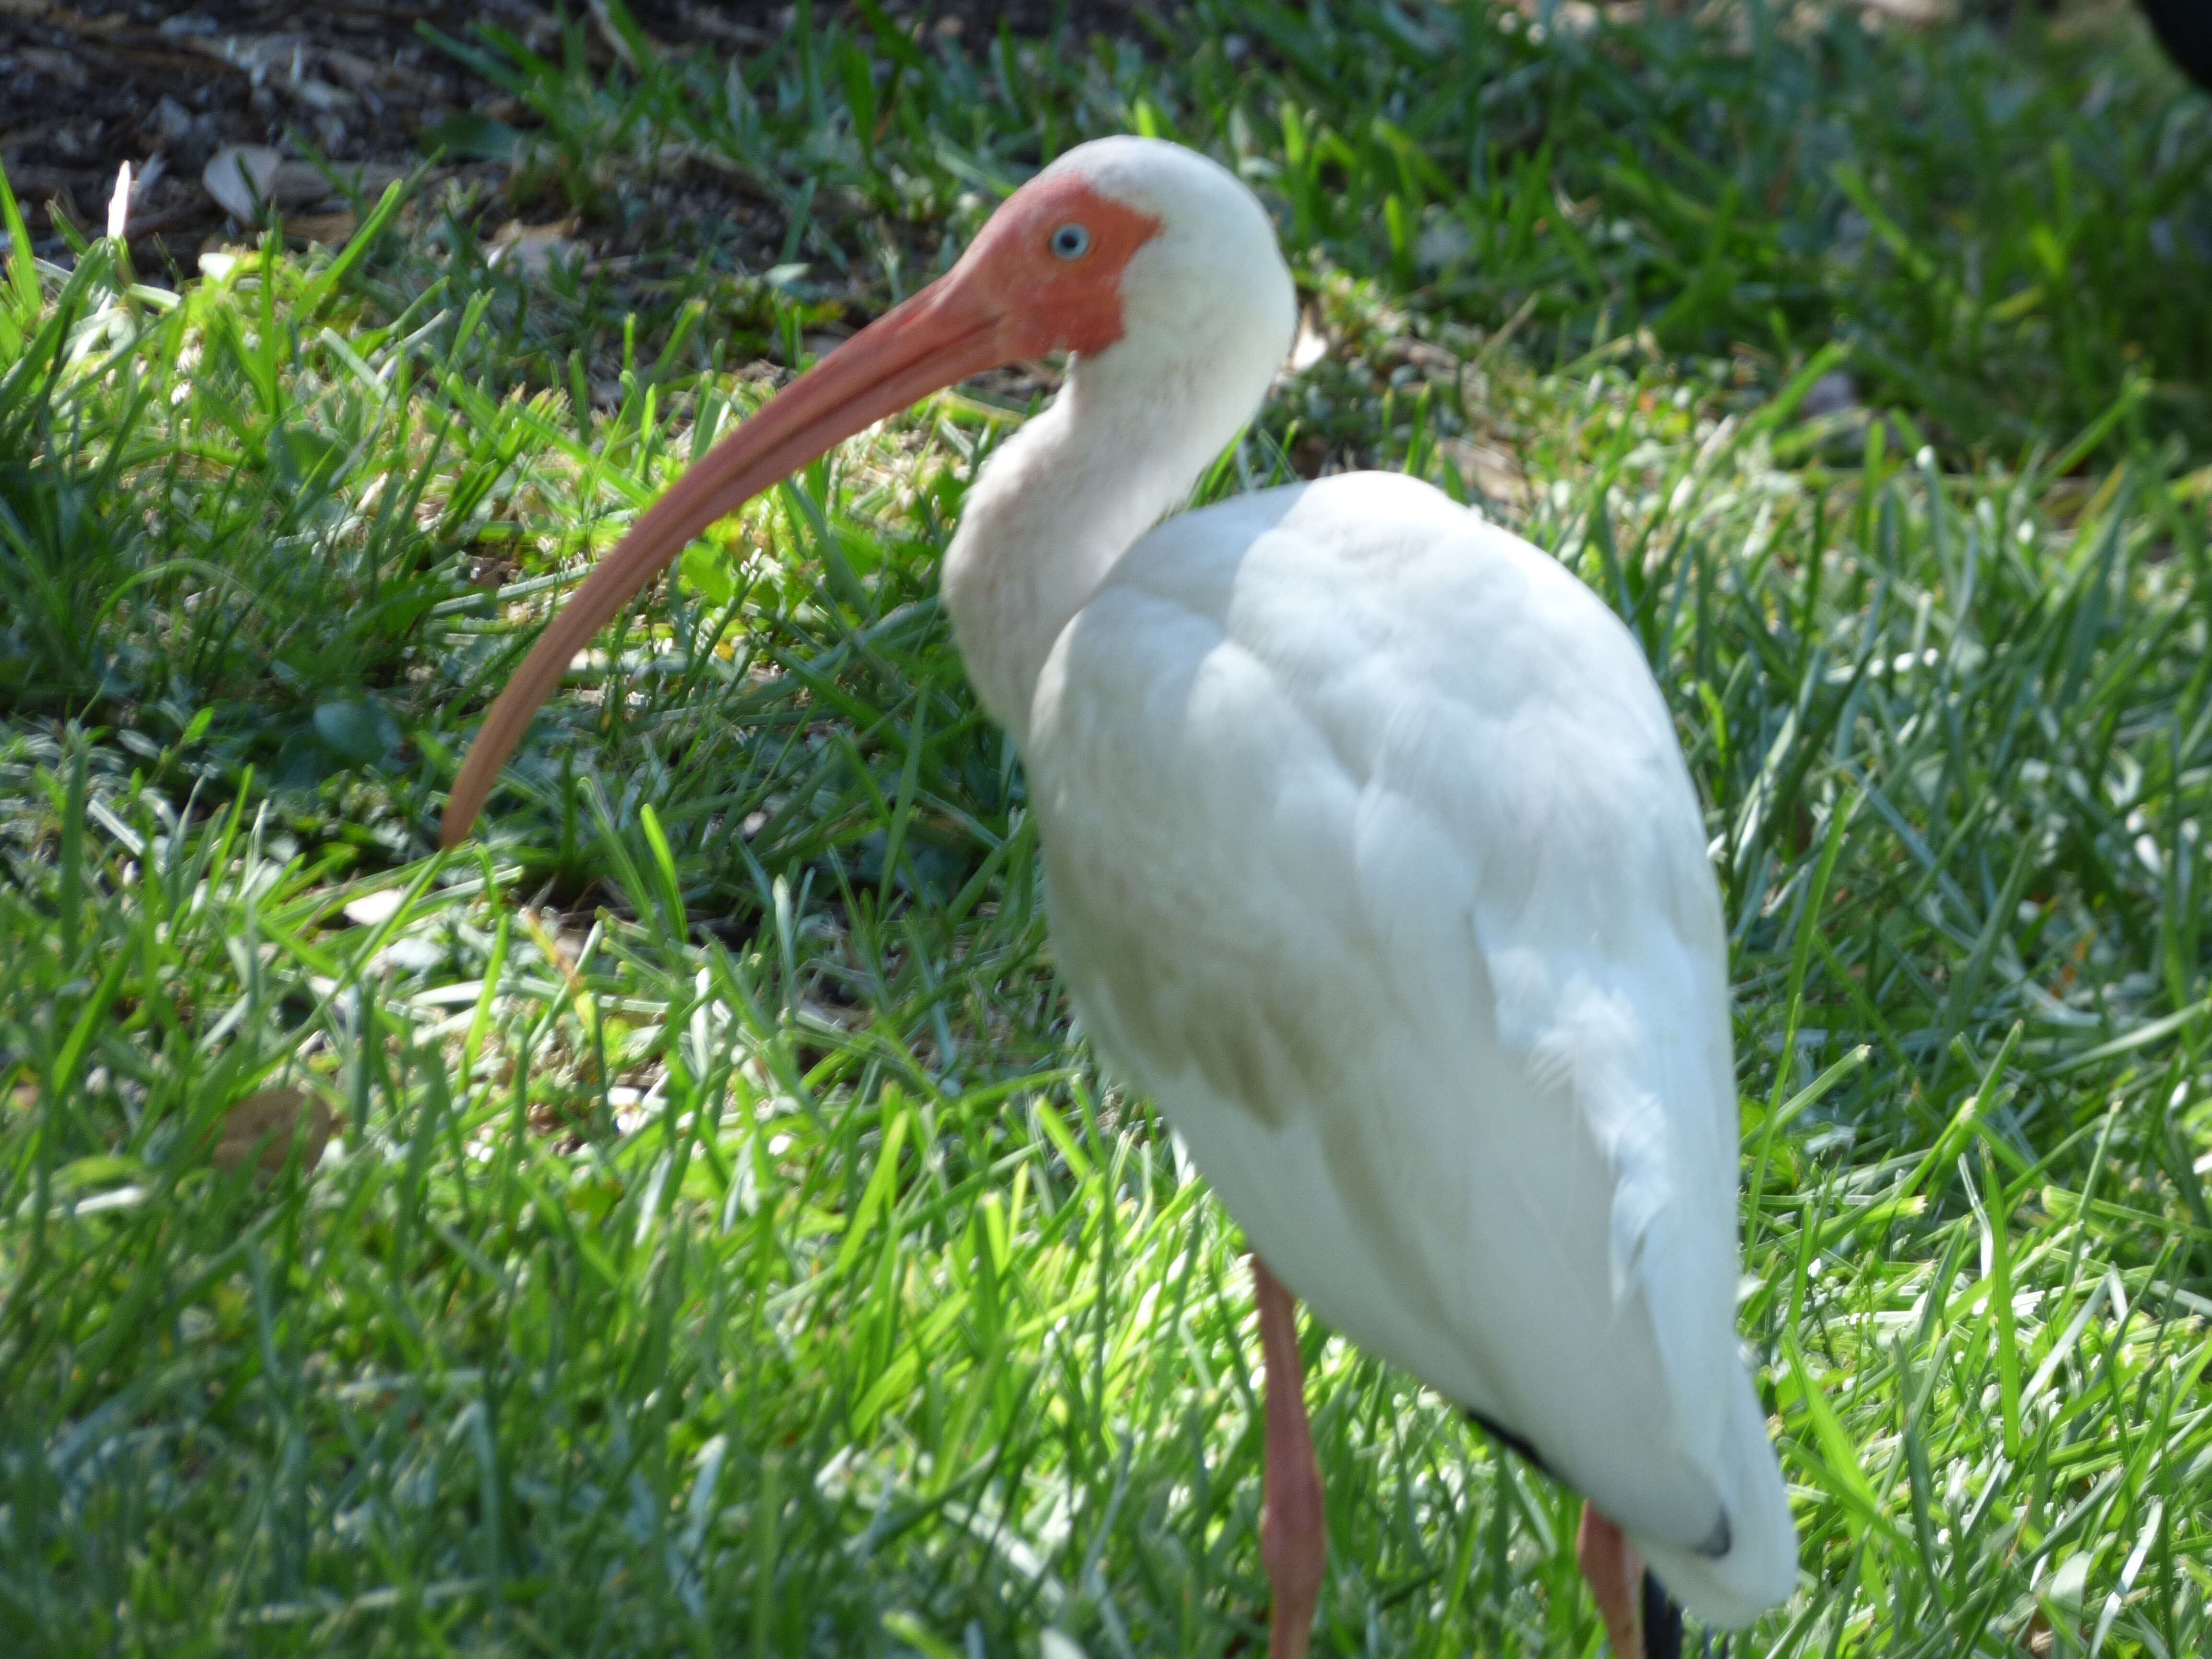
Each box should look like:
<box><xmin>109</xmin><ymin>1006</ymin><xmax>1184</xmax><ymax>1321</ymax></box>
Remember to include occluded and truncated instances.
<box><xmin>3</xmin><ymin>2</ymin><xmax>2212</xmax><ymax>1656</ymax></box>
<box><xmin>432</xmin><ymin>0</ymin><xmax>2212</xmax><ymax>456</ymax></box>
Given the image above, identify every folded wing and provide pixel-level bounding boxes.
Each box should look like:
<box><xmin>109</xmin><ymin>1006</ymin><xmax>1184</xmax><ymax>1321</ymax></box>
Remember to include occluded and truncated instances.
<box><xmin>1027</xmin><ymin>473</ymin><xmax>1795</xmax><ymax>1623</ymax></box>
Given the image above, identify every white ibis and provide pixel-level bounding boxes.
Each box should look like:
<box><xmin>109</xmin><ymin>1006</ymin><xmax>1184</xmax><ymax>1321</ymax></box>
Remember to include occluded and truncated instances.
<box><xmin>441</xmin><ymin>137</ymin><xmax>1798</xmax><ymax>1659</ymax></box>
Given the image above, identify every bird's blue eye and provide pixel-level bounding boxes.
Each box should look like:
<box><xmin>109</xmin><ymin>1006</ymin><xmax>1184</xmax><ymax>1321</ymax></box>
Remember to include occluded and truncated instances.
<box><xmin>1050</xmin><ymin>223</ymin><xmax>1092</xmax><ymax>260</ymax></box>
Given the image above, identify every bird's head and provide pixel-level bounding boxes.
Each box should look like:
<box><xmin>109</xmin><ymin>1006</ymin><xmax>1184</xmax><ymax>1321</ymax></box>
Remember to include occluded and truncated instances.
<box><xmin>438</xmin><ymin>136</ymin><xmax>1293</xmax><ymax>847</ymax></box>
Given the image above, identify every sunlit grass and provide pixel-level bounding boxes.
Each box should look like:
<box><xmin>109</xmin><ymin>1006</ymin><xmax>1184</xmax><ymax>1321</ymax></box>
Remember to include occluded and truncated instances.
<box><xmin>4</xmin><ymin>2</ymin><xmax>2211</xmax><ymax>1656</ymax></box>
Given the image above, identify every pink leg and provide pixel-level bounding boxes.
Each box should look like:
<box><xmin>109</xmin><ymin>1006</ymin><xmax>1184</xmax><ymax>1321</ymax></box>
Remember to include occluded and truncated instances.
<box><xmin>1576</xmin><ymin>1503</ymin><xmax>1646</xmax><ymax>1659</ymax></box>
<box><xmin>1254</xmin><ymin>1256</ymin><xmax>1326</xmax><ymax>1659</ymax></box>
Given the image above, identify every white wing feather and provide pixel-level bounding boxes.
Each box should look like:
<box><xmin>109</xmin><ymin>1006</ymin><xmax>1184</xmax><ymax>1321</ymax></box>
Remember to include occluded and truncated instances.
<box><xmin>1026</xmin><ymin>473</ymin><xmax>1795</xmax><ymax>1623</ymax></box>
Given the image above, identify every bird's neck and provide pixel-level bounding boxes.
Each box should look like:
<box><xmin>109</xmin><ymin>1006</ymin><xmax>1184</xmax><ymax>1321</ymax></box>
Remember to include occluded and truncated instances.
<box><xmin>940</xmin><ymin>354</ymin><xmax>1259</xmax><ymax>746</ymax></box>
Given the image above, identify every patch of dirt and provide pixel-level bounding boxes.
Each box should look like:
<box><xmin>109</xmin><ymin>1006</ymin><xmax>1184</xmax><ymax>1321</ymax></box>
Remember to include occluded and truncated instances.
<box><xmin>2</xmin><ymin>1</ymin><xmax>512</xmax><ymax>259</ymax></box>
<box><xmin>0</xmin><ymin>1</ymin><xmax>1169</xmax><ymax>271</ymax></box>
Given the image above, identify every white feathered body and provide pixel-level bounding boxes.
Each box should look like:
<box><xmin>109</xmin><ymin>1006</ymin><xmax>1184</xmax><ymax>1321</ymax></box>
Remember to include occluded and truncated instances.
<box><xmin>929</xmin><ymin>136</ymin><xmax>1795</xmax><ymax>1629</ymax></box>
<box><xmin>1007</xmin><ymin>472</ymin><xmax>1795</xmax><ymax>1624</ymax></box>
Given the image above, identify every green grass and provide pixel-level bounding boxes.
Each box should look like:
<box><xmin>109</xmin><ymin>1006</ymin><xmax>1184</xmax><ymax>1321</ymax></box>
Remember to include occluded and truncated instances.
<box><xmin>4</xmin><ymin>0</ymin><xmax>2212</xmax><ymax>1654</ymax></box>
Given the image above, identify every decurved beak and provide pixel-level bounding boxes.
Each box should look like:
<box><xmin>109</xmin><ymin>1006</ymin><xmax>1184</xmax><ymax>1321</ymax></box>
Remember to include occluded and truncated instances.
<box><xmin>439</xmin><ymin>274</ymin><xmax>1012</xmax><ymax>847</ymax></box>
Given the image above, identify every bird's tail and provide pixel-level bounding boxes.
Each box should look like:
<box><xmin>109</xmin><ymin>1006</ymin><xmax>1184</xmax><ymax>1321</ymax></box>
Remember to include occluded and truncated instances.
<box><xmin>1633</xmin><ymin>1368</ymin><xmax>1797</xmax><ymax>1628</ymax></box>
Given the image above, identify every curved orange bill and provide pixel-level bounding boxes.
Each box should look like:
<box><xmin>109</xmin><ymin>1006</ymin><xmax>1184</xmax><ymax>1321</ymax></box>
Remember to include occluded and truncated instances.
<box><xmin>439</xmin><ymin>276</ymin><xmax>1012</xmax><ymax>847</ymax></box>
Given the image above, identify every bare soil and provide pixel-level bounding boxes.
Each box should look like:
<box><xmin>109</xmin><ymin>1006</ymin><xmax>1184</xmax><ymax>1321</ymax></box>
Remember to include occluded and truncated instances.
<box><xmin>0</xmin><ymin>1</ymin><xmax>1166</xmax><ymax>268</ymax></box>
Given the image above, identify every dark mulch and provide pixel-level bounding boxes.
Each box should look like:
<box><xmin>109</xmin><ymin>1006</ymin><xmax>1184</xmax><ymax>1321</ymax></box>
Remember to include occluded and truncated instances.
<box><xmin>1</xmin><ymin>1</ymin><xmax>1166</xmax><ymax>270</ymax></box>
<box><xmin>4</xmin><ymin>0</ymin><xmax>519</xmax><ymax>261</ymax></box>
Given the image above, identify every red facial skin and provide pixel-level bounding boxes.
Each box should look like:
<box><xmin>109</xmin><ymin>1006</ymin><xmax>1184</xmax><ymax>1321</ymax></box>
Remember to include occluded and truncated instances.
<box><xmin>957</xmin><ymin>176</ymin><xmax>1163</xmax><ymax>356</ymax></box>
<box><xmin>439</xmin><ymin>175</ymin><xmax>1160</xmax><ymax>847</ymax></box>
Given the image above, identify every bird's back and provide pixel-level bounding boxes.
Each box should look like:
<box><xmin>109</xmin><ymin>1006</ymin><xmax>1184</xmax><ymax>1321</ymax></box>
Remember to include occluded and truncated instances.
<box><xmin>1025</xmin><ymin>472</ymin><xmax>1795</xmax><ymax>1624</ymax></box>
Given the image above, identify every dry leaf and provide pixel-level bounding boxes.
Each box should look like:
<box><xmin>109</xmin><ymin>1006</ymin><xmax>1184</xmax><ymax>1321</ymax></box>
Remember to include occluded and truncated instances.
<box><xmin>1439</xmin><ymin>436</ymin><xmax>1531</xmax><ymax>512</ymax></box>
<box><xmin>203</xmin><ymin>144</ymin><xmax>285</xmax><ymax>221</ymax></box>
<box><xmin>203</xmin><ymin>147</ymin><xmax>398</xmax><ymax>224</ymax></box>
<box><xmin>1286</xmin><ymin>307</ymin><xmax>1328</xmax><ymax>374</ymax></box>
<box><xmin>289</xmin><ymin>78</ymin><xmax>355</xmax><ymax>115</ymax></box>
<box><xmin>18</xmin><ymin>42</ymin><xmax>84</xmax><ymax>87</ymax></box>
<box><xmin>286</xmin><ymin>210</ymin><xmax>359</xmax><ymax>245</ymax></box>
<box><xmin>487</xmin><ymin>216</ymin><xmax>584</xmax><ymax>276</ymax></box>
<box><xmin>211</xmin><ymin>1086</ymin><xmax>335</xmax><ymax>1176</ymax></box>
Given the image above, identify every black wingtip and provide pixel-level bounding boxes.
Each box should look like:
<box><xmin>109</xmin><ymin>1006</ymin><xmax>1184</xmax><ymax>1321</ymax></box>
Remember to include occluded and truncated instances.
<box><xmin>1641</xmin><ymin>1571</ymin><xmax>1683</xmax><ymax>1659</ymax></box>
<box><xmin>1459</xmin><ymin>1406</ymin><xmax>1552</xmax><ymax>1477</ymax></box>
